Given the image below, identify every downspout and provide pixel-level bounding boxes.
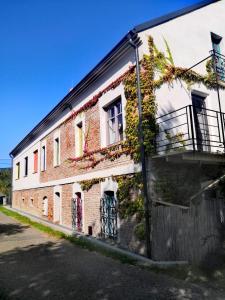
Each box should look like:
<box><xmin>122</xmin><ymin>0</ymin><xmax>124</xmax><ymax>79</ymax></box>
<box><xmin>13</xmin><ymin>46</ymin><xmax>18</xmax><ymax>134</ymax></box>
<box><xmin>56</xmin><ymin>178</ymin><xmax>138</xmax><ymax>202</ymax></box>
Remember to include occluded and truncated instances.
<box><xmin>128</xmin><ymin>30</ymin><xmax>152</xmax><ymax>258</ymax></box>
<box><xmin>9</xmin><ymin>154</ymin><xmax>14</xmax><ymax>207</ymax></box>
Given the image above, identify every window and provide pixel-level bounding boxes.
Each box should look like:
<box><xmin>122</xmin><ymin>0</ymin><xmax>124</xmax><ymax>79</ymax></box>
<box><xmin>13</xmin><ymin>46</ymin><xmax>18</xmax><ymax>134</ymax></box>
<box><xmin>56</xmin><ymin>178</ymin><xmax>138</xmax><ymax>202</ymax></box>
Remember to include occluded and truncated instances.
<box><xmin>54</xmin><ymin>137</ymin><xmax>60</xmax><ymax>166</ymax></box>
<box><xmin>24</xmin><ymin>156</ymin><xmax>28</xmax><ymax>177</ymax></box>
<box><xmin>75</xmin><ymin>122</ymin><xmax>84</xmax><ymax>157</ymax></box>
<box><xmin>41</xmin><ymin>145</ymin><xmax>46</xmax><ymax>171</ymax></box>
<box><xmin>33</xmin><ymin>150</ymin><xmax>38</xmax><ymax>173</ymax></box>
<box><xmin>30</xmin><ymin>198</ymin><xmax>34</xmax><ymax>206</ymax></box>
<box><xmin>106</xmin><ymin>98</ymin><xmax>123</xmax><ymax>145</ymax></box>
<box><xmin>15</xmin><ymin>162</ymin><xmax>20</xmax><ymax>179</ymax></box>
<box><xmin>43</xmin><ymin>197</ymin><xmax>48</xmax><ymax>216</ymax></box>
<box><xmin>100</xmin><ymin>191</ymin><xmax>117</xmax><ymax>239</ymax></box>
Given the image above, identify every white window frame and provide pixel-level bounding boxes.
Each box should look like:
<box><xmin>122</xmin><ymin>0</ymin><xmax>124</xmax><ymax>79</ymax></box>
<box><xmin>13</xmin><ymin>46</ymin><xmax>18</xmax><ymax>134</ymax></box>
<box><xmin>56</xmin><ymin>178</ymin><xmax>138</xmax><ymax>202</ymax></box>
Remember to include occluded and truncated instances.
<box><xmin>53</xmin><ymin>186</ymin><xmax>62</xmax><ymax>224</ymax></box>
<box><xmin>41</xmin><ymin>141</ymin><xmax>47</xmax><ymax>171</ymax></box>
<box><xmin>53</xmin><ymin>131</ymin><xmax>61</xmax><ymax>167</ymax></box>
<box><xmin>15</xmin><ymin>162</ymin><xmax>20</xmax><ymax>180</ymax></box>
<box><xmin>74</xmin><ymin>113</ymin><xmax>85</xmax><ymax>158</ymax></box>
<box><xmin>43</xmin><ymin>197</ymin><xmax>48</xmax><ymax>216</ymax></box>
<box><xmin>24</xmin><ymin>156</ymin><xmax>28</xmax><ymax>177</ymax></box>
<box><xmin>99</xmin><ymin>84</ymin><xmax>126</xmax><ymax>148</ymax></box>
<box><xmin>105</xmin><ymin>97</ymin><xmax>123</xmax><ymax>145</ymax></box>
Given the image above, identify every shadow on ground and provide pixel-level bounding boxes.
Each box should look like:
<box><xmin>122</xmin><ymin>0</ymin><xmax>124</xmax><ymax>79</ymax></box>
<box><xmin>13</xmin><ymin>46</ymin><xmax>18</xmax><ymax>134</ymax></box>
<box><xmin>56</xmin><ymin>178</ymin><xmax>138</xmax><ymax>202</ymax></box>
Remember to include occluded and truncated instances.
<box><xmin>0</xmin><ymin>240</ymin><xmax>223</xmax><ymax>300</ymax></box>
<box><xmin>0</xmin><ymin>223</ymin><xmax>29</xmax><ymax>236</ymax></box>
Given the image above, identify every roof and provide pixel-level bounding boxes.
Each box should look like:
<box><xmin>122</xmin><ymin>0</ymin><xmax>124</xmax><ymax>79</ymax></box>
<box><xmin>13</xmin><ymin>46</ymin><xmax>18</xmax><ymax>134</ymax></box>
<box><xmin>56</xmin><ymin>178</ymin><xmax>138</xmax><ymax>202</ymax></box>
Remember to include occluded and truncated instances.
<box><xmin>10</xmin><ymin>0</ymin><xmax>218</xmax><ymax>157</ymax></box>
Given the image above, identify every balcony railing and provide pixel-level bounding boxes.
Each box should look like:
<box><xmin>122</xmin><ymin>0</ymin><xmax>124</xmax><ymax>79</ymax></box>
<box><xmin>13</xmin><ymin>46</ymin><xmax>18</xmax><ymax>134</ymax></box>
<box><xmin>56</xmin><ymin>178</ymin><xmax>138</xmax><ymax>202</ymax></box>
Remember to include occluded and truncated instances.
<box><xmin>156</xmin><ymin>105</ymin><xmax>225</xmax><ymax>155</ymax></box>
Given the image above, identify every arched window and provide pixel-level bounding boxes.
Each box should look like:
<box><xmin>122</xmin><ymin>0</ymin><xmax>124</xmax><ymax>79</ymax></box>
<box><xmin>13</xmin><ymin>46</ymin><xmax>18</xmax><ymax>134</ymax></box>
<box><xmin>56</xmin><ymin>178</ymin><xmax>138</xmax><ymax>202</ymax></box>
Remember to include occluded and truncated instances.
<box><xmin>54</xmin><ymin>192</ymin><xmax>61</xmax><ymax>223</ymax></box>
<box><xmin>43</xmin><ymin>196</ymin><xmax>48</xmax><ymax>216</ymax></box>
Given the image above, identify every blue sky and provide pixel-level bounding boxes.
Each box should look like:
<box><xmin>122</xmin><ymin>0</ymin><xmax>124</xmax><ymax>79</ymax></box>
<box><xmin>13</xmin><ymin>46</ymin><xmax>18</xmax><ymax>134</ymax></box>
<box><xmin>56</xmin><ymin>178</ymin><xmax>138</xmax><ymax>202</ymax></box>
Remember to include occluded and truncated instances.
<box><xmin>0</xmin><ymin>0</ymin><xmax>199</xmax><ymax>166</ymax></box>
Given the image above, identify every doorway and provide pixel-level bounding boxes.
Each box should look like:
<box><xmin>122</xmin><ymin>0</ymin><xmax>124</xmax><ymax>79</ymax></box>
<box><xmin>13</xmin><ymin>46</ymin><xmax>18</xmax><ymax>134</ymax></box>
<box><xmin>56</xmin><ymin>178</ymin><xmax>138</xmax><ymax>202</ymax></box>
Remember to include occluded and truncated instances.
<box><xmin>71</xmin><ymin>192</ymin><xmax>82</xmax><ymax>232</ymax></box>
<box><xmin>54</xmin><ymin>192</ymin><xmax>61</xmax><ymax>223</ymax></box>
<box><xmin>192</xmin><ymin>93</ymin><xmax>210</xmax><ymax>152</ymax></box>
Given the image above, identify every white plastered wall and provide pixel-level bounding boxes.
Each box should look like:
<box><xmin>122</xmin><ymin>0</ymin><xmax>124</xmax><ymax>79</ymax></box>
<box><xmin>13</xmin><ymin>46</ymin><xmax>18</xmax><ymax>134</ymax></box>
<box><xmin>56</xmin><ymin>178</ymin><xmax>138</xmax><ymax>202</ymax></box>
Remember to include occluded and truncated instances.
<box><xmin>12</xmin><ymin>50</ymin><xmax>135</xmax><ymax>191</ymax></box>
<box><xmin>138</xmin><ymin>0</ymin><xmax>225</xmax><ymax>114</ymax></box>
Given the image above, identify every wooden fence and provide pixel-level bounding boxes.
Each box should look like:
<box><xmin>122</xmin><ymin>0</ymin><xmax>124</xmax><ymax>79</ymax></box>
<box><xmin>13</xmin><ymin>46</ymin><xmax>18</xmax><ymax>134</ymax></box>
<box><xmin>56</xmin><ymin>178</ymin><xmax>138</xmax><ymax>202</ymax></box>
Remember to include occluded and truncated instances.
<box><xmin>151</xmin><ymin>198</ymin><xmax>225</xmax><ymax>263</ymax></box>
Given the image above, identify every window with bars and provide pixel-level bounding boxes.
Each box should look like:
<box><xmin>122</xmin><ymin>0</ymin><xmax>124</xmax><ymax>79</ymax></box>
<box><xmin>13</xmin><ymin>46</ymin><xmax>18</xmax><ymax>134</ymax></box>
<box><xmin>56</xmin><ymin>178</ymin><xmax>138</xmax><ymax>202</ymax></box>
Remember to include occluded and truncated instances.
<box><xmin>106</xmin><ymin>98</ymin><xmax>123</xmax><ymax>145</ymax></box>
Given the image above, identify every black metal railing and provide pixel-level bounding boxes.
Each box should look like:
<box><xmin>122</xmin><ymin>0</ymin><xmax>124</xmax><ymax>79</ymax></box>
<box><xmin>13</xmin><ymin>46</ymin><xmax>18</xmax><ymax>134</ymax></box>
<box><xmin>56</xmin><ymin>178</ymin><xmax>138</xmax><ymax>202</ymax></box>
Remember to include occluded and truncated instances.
<box><xmin>156</xmin><ymin>105</ymin><xmax>225</xmax><ymax>154</ymax></box>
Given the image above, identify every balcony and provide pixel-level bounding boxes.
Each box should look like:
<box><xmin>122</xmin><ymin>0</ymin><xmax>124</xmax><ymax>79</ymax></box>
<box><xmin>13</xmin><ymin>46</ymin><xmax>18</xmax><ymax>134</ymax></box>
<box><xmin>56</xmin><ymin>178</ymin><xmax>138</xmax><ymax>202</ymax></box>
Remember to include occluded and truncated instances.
<box><xmin>155</xmin><ymin>105</ymin><xmax>225</xmax><ymax>163</ymax></box>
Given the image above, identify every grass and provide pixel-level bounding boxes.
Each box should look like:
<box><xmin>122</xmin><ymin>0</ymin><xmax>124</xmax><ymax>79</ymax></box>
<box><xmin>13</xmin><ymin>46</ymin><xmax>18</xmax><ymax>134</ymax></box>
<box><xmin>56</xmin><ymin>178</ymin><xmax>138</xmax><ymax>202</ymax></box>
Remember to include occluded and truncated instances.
<box><xmin>0</xmin><ymin>206</ymin><xmax>137</xmax><ymax>265</ymax></box>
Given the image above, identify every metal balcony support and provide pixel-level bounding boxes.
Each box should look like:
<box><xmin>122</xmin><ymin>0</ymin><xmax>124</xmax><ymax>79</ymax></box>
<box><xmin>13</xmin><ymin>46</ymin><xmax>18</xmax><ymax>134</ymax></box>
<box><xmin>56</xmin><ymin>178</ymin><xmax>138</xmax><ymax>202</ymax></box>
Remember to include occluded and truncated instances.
<box><xmin>189</xmin><ymin>105</ymin><xmax>196</xmax><ymax>152</ymax></box>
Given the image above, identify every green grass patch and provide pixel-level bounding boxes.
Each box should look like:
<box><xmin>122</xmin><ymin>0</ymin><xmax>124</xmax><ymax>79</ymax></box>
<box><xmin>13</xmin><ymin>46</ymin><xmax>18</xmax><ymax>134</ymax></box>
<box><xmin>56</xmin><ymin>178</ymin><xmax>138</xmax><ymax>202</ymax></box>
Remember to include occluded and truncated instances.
<box><xmin>0</xmin><ymin>206</ymin><xmax>136</xmax><ymax>265</ymax></box>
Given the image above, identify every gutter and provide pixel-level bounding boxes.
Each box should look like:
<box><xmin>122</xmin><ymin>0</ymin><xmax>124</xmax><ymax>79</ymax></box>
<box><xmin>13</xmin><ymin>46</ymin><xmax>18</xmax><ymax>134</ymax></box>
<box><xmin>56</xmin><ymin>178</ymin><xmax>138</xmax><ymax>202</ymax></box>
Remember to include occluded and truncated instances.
<box><xmin>10</xmin><ymin>30</ymin><xmax>137</xmax><ymax>158</ymax></box>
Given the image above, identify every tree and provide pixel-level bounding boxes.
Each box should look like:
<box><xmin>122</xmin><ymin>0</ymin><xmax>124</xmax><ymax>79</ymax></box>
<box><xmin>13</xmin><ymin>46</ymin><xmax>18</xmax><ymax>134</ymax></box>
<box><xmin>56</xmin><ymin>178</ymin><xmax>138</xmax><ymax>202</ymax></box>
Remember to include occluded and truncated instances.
<box><xmin>0</xmin><ymin>168</ymin><xmax>11</xmax><ymax>197</ymax></box>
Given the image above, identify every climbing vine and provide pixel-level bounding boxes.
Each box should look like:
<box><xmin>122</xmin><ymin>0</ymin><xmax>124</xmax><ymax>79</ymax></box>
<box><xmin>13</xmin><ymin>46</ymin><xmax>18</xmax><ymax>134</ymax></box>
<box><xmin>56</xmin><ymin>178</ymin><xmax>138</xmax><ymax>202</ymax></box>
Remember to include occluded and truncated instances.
<box><xmin>79</xmin><ymin>178</ymin><xmax>106</xmax><ymax>192</ymax></box>
<box><xmin>67</xmin><ymin>36</ymin><xmax>223</xmax><ymax>237</ymax></box>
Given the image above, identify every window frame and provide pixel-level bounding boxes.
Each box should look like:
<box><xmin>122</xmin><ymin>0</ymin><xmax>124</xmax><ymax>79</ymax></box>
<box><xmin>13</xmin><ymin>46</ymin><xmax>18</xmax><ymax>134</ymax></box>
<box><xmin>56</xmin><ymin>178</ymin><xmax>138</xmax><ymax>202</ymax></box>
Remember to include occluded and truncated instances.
<box><xmin>24</xmin><ymin>156</ymin><xmax>28</xmax><ymax>177</ymax></box>
<box><xmin>75</xmin><ymin>113</ymin><xmax>85</xmax><ymax>158</ymax></box>
<box><xmin>33</xmin><ymin>150</ymin><xmax>38</xmax><ymax>173</ymax></box>
<box><xmin>15</xmin><ymin>162</ymin><xmax>20</xmax><ymax>180</ymax></box>
<box><xmin>41</xmin><ymin>144</ymin><xmax>46</xmax><ymax>171</ymax></box>
<box><xmin>53</xmin><ymin>133</ymin><xmax>61</xmax><ymax>167</ymax></box>
<box><xmin>105</xmin><ymin>97</ymin><xmax>123</xmax><ymax>146</ymax></box>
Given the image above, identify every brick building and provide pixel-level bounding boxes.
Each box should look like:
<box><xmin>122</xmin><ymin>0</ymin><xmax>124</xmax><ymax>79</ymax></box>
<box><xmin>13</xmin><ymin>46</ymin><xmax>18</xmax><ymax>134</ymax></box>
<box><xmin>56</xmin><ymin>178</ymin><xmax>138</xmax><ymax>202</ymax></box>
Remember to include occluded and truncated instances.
<box><xmin>10</xmin><ymin>0</ymin><xmax>225</xmax><ymax>258</ymax></box>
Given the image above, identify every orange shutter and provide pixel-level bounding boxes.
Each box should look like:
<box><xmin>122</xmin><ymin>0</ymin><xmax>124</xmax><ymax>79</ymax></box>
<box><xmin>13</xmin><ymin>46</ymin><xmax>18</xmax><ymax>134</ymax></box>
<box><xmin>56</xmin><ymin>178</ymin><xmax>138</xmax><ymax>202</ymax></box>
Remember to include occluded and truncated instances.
<box><xmin>34</xmin><ymin>150</ymin><xmax>38</xmax><ymax>173</ymax></box>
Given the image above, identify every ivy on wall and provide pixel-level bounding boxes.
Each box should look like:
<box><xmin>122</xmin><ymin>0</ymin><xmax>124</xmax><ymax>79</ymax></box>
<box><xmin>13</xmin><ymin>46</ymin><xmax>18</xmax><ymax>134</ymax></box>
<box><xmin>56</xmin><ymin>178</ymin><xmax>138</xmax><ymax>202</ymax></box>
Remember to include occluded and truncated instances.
<box><xmin>67</xmin><ymin>36</ymin><xmax>223</xmax><ymax>238</ymax></box>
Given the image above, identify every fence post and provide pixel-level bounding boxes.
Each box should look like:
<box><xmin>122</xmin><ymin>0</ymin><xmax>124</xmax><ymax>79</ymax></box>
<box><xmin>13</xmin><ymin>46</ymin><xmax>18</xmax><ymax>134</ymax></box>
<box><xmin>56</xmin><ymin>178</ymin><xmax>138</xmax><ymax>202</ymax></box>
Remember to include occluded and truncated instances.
<box><xmin>189</xmin><ymin>105</ymin><xmax>195</xmax><ymax>151</ymax></box>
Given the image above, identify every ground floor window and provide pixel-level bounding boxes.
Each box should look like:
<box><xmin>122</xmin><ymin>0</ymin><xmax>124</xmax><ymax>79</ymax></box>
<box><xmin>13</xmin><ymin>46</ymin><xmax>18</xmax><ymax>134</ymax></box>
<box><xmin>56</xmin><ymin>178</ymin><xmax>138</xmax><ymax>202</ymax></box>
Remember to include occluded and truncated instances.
<box><xmin>100</xmin><ymin>191</ymin><xmax>118</xmax><ymax>239</ymax></box>
<box><xmin>71</xmin><ymin>193</ymin><xmax>82</xmax><ymax>232</ymax></box>
<box><xmin>43</xmin><ymin>196</ymin><xmax>48</xmax><ymax>216</ymax></box>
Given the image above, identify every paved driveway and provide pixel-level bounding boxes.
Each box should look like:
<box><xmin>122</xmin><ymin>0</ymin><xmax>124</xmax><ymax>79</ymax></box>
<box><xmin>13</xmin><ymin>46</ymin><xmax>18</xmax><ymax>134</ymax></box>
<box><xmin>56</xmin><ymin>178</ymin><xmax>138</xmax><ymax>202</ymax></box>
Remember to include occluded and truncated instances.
<box><xmin>0</xmin><ymin>211</ymin><xmax>224</xmax><ymax>300</ymax></box>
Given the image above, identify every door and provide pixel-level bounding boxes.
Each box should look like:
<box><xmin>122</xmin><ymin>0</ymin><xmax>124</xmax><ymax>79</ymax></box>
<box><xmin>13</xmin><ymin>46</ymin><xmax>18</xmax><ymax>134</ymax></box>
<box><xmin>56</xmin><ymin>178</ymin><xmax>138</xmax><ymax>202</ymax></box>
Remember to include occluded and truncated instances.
<box><xmin>100</xmin><ymin>191</ymin><xmax>117</xmax><ymax>239</ymax></box>
<box><xmin>192</xmin><ymin>94</ymin><xmax>210</xmax><ymax>152</ymax></box>
<box><xmin>71</xmin><ymin>193</ymin><xmax>82</xmax><ymax>232</ymax></box>
<box><xmin>54</xmin><ymin>192</ymin><xmax>61</xmax><ymax>223</ymax></box>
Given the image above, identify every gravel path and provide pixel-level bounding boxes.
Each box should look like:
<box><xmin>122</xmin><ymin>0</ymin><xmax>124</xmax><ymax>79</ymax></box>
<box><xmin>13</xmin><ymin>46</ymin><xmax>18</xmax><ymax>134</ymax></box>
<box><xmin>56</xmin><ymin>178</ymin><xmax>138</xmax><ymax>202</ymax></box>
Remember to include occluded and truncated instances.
<box><xmin>0</xmin><ymin>211</ymin><xmax>224</xmax><ymax>300</ymax></box>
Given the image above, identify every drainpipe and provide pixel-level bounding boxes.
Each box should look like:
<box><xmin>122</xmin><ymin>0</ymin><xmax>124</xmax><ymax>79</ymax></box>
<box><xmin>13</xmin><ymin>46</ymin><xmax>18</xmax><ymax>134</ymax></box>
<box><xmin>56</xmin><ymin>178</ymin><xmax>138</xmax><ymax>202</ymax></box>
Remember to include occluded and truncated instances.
<box><xmin>9</xmin><ymin>154</ymin><xmax>13</xmax><ymax>207</ymax></box>
<box><xmin>128</xmin><ymin>31</ymin><xmax>152</xmax><ymax>258</ymax></box>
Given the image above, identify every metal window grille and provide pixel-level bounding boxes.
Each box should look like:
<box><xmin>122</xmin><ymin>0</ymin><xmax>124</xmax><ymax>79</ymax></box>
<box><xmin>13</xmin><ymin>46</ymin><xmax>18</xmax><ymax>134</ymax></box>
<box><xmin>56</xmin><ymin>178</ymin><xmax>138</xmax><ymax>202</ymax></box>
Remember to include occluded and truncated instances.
<box><xmin>71</xmin><ymin>197</ymin><xmax>82</xmax><ymax>232</ymax></box>
<box><xmin>100</xmin><ymin>194</ymin><xmax>118</xmax><ymax>239</ymax></box>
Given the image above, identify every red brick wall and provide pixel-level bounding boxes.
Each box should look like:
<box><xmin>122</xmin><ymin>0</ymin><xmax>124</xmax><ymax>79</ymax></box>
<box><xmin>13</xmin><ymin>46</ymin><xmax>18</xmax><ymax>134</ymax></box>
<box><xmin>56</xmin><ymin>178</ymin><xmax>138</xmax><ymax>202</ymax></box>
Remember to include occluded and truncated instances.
<box><xmin>61</xmin><ymin>184</ymin><xmax>73</xmax><ymax>228</ymax></box>
<box><xmin>12</xmin><ymin>182</ymin><xmax>103</xmax><ymax>237</ymax></box>
<box><xmin>83</xmin><ymin>183</ymin><xmax>101</xmax><ymax>237</ymax></box>
<box><xmin>13</xmin><ymin>187</ymin><xmax>54</xmax><ymax>221</ymax></box>
<box><xmin>40</xmin><ymin>103</ymin><xmax>132</xmax><ymax>183</ymax></box>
